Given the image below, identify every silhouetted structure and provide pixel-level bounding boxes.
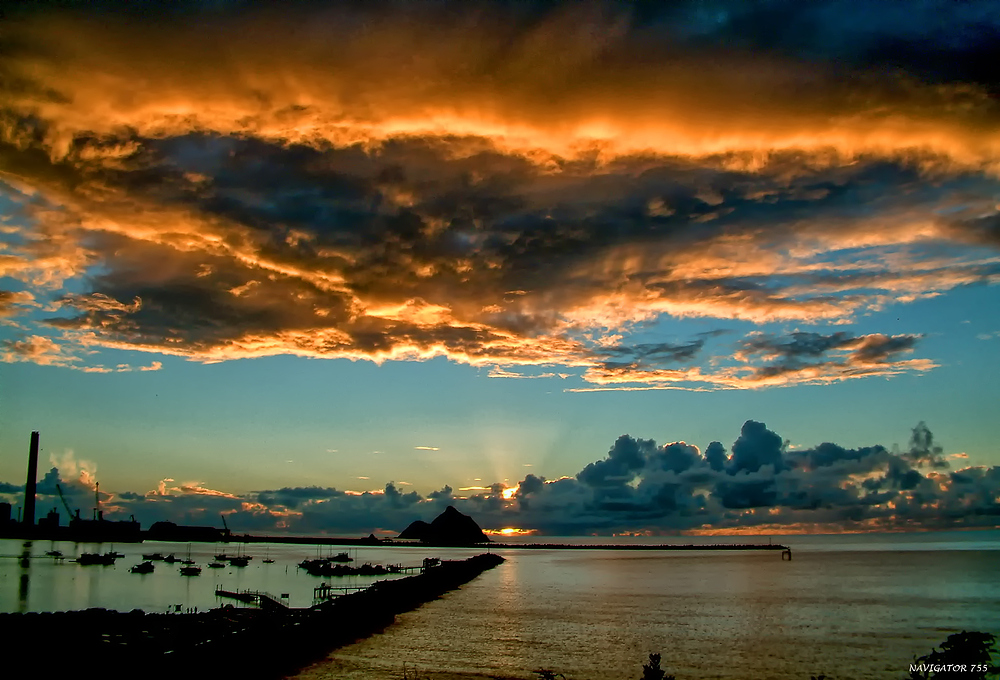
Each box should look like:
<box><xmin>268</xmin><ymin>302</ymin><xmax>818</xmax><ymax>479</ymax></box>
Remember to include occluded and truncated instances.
<box><xmin>23</xmin><ymin>431</ymin><xmax>39</xmax><ymax>526</ymax></box>
<box><xmin>398</xmin><ymin>505</ymin><xmax>491</xmax><ymax>546</ymax></box>
<box><xmin>146</xmin><ymin>521</ymin><xmax>225</xmax><ymax>542</ymax></box>
<box><xmin>38</xmin><ymin>508</ymin><xmax>60</xmax><ymax>528</ymax></box>
<box><xmin>0</xmin><ymin>502</ymin><xmax>11</xmax><ymax>525</ymax></box>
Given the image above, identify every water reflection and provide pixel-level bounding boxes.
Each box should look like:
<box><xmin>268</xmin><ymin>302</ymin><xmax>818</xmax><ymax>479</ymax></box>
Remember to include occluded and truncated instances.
<box><xmin>18</xmin><ymin>541</ymin><xmax>32</xmax><ymax>612</ymax></box>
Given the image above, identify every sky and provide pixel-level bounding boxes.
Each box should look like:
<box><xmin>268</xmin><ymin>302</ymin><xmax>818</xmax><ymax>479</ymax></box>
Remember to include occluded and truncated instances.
<box><xmin>1</xmin><ymin>0</ymin><xmax>999</xmax><ymax>536</ymax></box>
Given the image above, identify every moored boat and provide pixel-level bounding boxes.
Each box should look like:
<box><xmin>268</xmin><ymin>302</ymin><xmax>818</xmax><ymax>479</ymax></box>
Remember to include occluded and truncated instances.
<box><xmin>130</xmin><ymin>561</ymin><xmax>155</xmax><ymax>574</ymax></box>
<box><xmin>76</xmin><ymin>552</ymin><xmax>116</xmax><ymax>565</ymax></box>
<box><xmin>179</xmin><ymin>565</ymin><xmax>202</xmax><ymax>576</ymax></box>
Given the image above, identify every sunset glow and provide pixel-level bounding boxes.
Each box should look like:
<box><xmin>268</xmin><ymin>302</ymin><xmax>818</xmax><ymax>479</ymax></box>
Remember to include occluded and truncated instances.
<box><xmin>1</xmin><ymin>0</ymin><xmax>998</xmax><ymax>538</ymax></box>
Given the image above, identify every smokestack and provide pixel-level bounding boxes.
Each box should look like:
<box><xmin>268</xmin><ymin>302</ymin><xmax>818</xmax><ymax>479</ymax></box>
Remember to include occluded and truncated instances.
<box><xmin>23</xmin><ymin>432</ymin><xmax>38</xmax><ymax>526</ymax></box>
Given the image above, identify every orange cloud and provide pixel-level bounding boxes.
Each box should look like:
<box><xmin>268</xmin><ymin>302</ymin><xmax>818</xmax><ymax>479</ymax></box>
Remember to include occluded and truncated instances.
<box><xmin>1</xmin><ymin>4</ymin><xmax>997</xmax><ymax>390</ymax></box>
<box><xmin>4</xmin><ymin>8</ymin><xmax>999</xmax><ymax>173</ymax></box>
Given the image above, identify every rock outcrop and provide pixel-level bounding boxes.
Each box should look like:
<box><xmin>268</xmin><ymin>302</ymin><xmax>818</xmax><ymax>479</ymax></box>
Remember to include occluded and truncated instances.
<box><xmin>398</xmin><ymin>506</ymin><xmax>491</xmax><ymax>545</ymax></box>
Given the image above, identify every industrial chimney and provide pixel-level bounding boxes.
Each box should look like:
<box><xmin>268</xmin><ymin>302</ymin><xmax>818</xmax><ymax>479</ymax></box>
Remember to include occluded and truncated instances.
<box><xmin>23</xmin><ymin>431</ymin><xmax>39</xmax><ymax>526</ymax></box>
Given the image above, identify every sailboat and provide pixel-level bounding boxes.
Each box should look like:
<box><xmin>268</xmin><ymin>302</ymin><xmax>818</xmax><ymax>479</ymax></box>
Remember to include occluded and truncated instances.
<box><xmin>228</xmin><ymin>543</ymin><xmax>252</xmax><ymax>567</ymax></box>
<box><xmin>262</xmin><ymin>548</ymin><xmax>274</xmax><ymax>564</ymax></box>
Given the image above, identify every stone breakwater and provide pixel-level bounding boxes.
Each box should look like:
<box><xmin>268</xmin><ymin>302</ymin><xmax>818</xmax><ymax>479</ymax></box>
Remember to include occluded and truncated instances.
<box><xmin>0</xmin><ymin>552</ymin><xmax>505</xmax><ymax>678</ymax></box>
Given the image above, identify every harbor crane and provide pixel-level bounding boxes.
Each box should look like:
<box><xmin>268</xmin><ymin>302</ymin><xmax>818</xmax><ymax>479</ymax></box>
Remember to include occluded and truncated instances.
<box><xmin>55</xmin><ymin>483</ymin><xmax>76</xmax><ymax>520</ymax></box>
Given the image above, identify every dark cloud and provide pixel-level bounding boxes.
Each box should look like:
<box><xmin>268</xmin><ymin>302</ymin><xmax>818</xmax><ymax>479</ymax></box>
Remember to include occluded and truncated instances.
<box><xmin>256</xmin><ymin>486</ymin><xmax>345</xmax><ymax>509</ymax></box>
<box><xmin>729</xmin><ymin>420</ymin><xmax>785</xmax><ymax>474</ymax></box>
<box><xmin>704</xmin><ymin>441</ymin><xmax>728</xmax><ymax>472</ymax></box>
<box><xmin>501</xmin><ymin>420</ymin><xmax>999</xmax><ymax>533</ymax></box>
<box><xmin>734</xmin><ymin>331</ymin><xmax>931</xmax><ymax>387</ymax></box>
<box><xmin>6</xmin><ymin>420</ymin><xmax>990</xmax><ymax>536</ymax></box>
<box><xmin>427</xmin><ymin>485</ymin><xmax>453</xmax><ymax>500</ymax></box>
<box><xmin>595</xmin><ymin>339</ymin><xmax>708</xmax><ymax>371</ymax></box>
<box><xmin>902</xmin><ymin>421</ymin><xmax>950</xmax><ymax>469</ymax></box>
<box><xmin>577</xmin><ymin>435</ymin><xmax>652</xmax><ymax>488</ymax></box>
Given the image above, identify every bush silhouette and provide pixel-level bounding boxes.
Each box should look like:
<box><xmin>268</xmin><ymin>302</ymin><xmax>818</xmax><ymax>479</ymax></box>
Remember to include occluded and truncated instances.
<box><xmin>906</xmin><ymin>631</ymin><xmax>998</xmax><ymax>679</ymax></box>
<box><xmin>641</xmin><ymin>653</ymin><xmax>675</xmax><ymax>680</ymax></box>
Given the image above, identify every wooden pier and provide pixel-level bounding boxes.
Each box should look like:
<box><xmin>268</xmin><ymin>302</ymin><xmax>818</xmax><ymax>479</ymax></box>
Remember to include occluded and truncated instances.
<box><xmin>214</xmin><ymin>588</ymin><xmax>290</xmax><ymax>611</ymax></box>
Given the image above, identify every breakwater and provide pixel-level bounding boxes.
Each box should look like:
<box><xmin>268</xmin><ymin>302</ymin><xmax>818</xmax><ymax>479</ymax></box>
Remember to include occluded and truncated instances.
<box><xmin>491</xmin><ymin>542</ymin><xmax>789</xmax><ymax>551</ymax></box>
<box><xmin>0</xmin><ymin>552</ymin><xmax>504</xmax><ymax>678</ymax></box>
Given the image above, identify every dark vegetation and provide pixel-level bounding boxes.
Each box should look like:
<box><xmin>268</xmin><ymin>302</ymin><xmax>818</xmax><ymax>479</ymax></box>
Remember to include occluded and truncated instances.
<box><xmin>906</xmin><ymin>632</ymin><xmax>999</xmax><ymax>680</ymax></box>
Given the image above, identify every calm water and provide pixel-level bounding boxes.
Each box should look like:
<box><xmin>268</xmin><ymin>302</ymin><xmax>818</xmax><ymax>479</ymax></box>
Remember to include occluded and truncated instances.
<box><xmin>0</xmin><ymin>539</ymin><xmax>464</xmax><ymax>612</ymax></box>
<box><xmin>2</xmin><ymin>532</ymin><xmax>998</xmax><ymax>679</ymax></box>
<box><xmin>295</xmin><ymin>532</ymin><xmax>1000</xmax><ymax>680</ymax></box>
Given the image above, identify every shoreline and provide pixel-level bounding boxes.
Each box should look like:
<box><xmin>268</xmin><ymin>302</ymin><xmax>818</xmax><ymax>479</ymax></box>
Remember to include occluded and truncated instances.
<box><xmin>1</xmin><ymin>528</ymin><xmax>788</xmax><ymax>551</ymax></box>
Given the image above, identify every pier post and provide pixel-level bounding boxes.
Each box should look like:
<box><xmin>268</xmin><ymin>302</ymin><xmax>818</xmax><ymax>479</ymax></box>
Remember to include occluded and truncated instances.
<box><xmin>781</xmin><ymin>549</ymin><xmax>792</xmax><ymax>561</ymax></box>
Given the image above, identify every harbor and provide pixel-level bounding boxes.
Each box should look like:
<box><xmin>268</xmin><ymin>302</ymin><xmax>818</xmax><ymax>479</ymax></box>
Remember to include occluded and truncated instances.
<box><xmin>0</xmin><ymin>551</ymin><xmax>505</xmax><ymax>678</ymax></box>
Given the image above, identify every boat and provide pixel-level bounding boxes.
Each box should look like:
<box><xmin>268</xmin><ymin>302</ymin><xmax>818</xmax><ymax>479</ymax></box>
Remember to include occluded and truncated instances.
<box><xmin>329</xmin><ymin>552</ymin><xmax>352</xmax><ymax>563</ymax></box>
<box><xmin>208</xmin><ymin>561</ymin><xmax>226</xmax><ymax>569</ymax></box>
<box><xmin>163</xmin><ymin>554</ymin><xmax>180</xmax><ymax>563</ymax></box>
<box><xmin>45</xmin><ymin>550</ymin><xmax>64</xmax><ymax>558</ymax></box>
<box><xmin>76</xmin><ymin>552</ymin><xmax>116</xmax><ymax>565</ymax></box>
<box><xmin>142</xmin><ymin>552</ymin><xmax>165</xmax><ymax>560</ymax></box>
<box><xmin>262</xmin><ymin>548</ymin><xmax>274</xmax><ymax>564</ymax></box>
<box><xmin>179</xmin><ymin>565</ymin><xmax>202</xmax><ymax>576</ymax></box>
<box><xmin>225</xmin><ymin>544</ymin><xmax>252</xmax><ymax>566</ymax></box>
<box><xmin>214</xmin><ymin>553</ymin><xmax>230</xmax><ymax>561</ymax></box>
<box><xmin>106</xmin><ymin>549</ymin><xmax>125</xmax><ymax>558</ymax></box>
<box><xmin>129</xmin><ymin>561</ymin><xmax>155</xmax><ymax>574</ymax></box>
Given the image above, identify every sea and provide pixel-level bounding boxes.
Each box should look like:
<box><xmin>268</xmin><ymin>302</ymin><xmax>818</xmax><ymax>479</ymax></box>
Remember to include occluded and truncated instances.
<box><xmin>2</xmin><ymin>531</ymin><xmax>998</xmax><ymax>680</ymax></box>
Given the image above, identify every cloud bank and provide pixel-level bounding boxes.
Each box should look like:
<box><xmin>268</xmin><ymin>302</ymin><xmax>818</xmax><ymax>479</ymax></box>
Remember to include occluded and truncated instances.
<box><xmin>3</xmin><ymin>421</ymin><xmax>996</xmax><ymax>535</ymax></box>
<box><xmin>1</xmin><ymin>1</ymin><xmax>999</xmax><ymax>389</ymax></box>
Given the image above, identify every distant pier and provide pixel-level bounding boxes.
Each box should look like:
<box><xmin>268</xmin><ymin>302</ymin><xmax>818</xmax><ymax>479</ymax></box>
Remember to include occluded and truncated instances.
<box><xmin>490</xmin><ymin>542</ymin><xmax>791</xmax><ymax>553</ymax></box>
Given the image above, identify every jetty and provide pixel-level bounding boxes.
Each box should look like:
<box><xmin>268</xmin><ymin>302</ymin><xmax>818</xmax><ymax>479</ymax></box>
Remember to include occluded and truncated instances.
<box><xmin>0</xmin><ymin>553</ymin><xmax>504</xmax><ymax>678</ymax></box>
<box><xmin>490</xmin><ymin>542</ymin><xmax>790</xmax><ymax>553</ymax></box>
